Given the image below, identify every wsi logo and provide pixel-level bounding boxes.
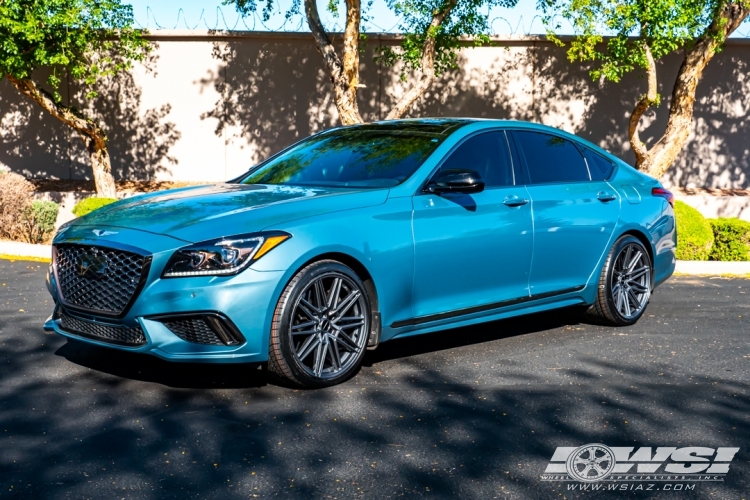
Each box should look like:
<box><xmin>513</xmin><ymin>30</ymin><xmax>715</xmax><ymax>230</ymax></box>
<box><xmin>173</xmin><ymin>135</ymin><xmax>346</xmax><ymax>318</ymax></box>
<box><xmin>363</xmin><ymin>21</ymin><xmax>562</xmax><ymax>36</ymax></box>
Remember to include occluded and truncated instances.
<box><xmin>541</xmin><ymin>444</ymin><xmax>739</xmax><ymax>483</ymax></box>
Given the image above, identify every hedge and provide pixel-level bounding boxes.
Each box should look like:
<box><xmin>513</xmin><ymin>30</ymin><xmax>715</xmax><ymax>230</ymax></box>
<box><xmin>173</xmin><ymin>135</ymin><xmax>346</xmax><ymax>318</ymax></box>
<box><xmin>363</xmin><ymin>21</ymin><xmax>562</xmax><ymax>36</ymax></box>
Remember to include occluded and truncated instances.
<box><xmin>22</xmin><ymin>200</ymin><xmax>60</xmax><ymax>244</ymax></box>
<box><xmin>708</xmin><ymin>218</ymin><xmax>750</xmax><ymax>261</ymax></box>
<box><xmin>674</xmin><ymin>201</ymin><xmax>714</xmax><ymax>261</ymax></box>
<box><xmin>72</xmin><ymin>197</ymin><xmax>118</xmax><ymax>217</ymax></box>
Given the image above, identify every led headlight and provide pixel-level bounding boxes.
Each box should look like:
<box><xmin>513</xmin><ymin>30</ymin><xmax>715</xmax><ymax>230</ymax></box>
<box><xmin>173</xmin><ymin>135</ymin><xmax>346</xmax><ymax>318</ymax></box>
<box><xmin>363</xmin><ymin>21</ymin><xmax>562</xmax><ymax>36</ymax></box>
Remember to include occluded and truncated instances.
<box><xmin>162</xmin><ymin>232</ymin><xmax>291</xmax><ymax>278</ymax></box>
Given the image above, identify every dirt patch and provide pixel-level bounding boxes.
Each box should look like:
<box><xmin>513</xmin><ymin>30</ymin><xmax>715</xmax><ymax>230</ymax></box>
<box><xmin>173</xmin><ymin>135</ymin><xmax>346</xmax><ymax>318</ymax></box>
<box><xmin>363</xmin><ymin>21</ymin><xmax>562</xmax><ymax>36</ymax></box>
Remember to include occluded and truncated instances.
<box><xmin>30</xmin><ymin>179</ymin><xmax>213</xmax><ymax>194</ymax></box>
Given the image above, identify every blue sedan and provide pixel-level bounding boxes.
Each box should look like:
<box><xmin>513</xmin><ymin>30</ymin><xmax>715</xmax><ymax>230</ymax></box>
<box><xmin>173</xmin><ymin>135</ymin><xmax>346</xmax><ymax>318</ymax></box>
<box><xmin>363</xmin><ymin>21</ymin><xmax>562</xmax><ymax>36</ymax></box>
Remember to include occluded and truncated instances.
<box><xmin>45</xmin><ymin>119</ymin><xmax>676</xmax><ymax>387</ymax></box>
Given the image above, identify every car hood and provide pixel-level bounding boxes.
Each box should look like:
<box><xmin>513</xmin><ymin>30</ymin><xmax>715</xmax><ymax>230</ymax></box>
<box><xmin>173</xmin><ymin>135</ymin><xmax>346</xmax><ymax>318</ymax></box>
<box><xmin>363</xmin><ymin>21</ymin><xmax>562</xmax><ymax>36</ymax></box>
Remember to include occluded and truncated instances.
<box><xmin>69</xmin><ymin>184</ymin><xmax>390</xmax><ymax>243</ymax></box>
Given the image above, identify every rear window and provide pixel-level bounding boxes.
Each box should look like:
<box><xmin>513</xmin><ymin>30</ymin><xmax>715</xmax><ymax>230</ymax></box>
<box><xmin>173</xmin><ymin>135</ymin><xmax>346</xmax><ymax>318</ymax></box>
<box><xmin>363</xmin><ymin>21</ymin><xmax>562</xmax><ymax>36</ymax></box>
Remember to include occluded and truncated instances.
<box><xmin>240</xmin><ymin>128</ymin><xmax>442</xmax><ymax>189</ymax></box>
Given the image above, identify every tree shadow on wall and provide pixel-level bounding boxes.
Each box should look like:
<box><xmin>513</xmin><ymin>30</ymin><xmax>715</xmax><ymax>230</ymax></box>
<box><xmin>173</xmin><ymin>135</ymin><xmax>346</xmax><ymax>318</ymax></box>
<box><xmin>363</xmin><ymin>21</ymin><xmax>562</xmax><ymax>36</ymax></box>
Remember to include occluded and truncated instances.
<box><xmin>69</xmin><ymin>50</ymin><xmax>183</xmax><ymax>181</ymax></box>
<box><xmin>197</xmin><ymin>35</ymin><xmax>382</xmax><ymax>172</ymax></box>
<box><xmin>384</xmin><ymin>44</ymin><xmax>535</xmax><ymax>122</ymax></box>
<box><xmin>387</xmin><ymin>42</ymin><xmax>750</xmax><ymax>189</ymax></box>
<box><xmin>0</xmin><ymin>48</ymin><xmax>182</xmax><ymax>182</ymax></box>
<box><xmin>0</xmin><ymin>74</ymin><xmax>71</xmax><ymax>178</ymax></box>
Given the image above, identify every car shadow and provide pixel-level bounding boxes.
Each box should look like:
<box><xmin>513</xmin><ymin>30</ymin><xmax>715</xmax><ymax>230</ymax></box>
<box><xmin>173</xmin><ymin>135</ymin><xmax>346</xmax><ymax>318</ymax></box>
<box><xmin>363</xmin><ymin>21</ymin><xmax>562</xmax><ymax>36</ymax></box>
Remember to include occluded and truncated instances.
<box><xmin>363</xmin><ymin>306</ymin><xmax>589</xmax><ymax>366</ymax></box>
<box><xmin>54</xmin><ymin>340</ymin><xmax>269</xmax><ymax>389</ymax></box>
<box><xmin>55</xmin><ymin>306</ymin><xmax>591</xmax><ymax>389</ymax></box>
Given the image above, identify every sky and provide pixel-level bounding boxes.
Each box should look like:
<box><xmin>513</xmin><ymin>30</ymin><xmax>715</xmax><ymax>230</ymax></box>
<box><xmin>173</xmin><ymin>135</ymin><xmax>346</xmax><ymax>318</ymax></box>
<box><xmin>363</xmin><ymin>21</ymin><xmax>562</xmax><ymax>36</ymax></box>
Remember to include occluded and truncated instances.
<box><xmin>127</xmin><ymin>0</ymin><xmax>553</xmax><ymax>35</ymax></box>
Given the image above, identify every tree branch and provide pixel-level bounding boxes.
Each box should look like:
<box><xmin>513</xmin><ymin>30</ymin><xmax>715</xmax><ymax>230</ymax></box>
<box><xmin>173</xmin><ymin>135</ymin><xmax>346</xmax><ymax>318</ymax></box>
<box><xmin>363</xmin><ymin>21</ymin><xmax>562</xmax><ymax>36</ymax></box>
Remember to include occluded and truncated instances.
<box><xmin>6</xmin><ymin>74</ymin><xmax>117</xmax><ymax>197</ymax></box>
<box><xmin>5</xmin><ymin>74</ymin><xmax>106</xmax><ymax>150</ymax></box>
<box><xmin>628</xmin><ymin>40</ymin><xmax>657</xmax><ymax>168</ymax></box>
<box><xmin>643</xmin><ymin>1</ymin><xmax>750</xmax><ymax>179</ymax></box>
<box><xmin>385</xmin><ymin>0</ymin><xmax>459</xmax><ymax>120</ymax></box>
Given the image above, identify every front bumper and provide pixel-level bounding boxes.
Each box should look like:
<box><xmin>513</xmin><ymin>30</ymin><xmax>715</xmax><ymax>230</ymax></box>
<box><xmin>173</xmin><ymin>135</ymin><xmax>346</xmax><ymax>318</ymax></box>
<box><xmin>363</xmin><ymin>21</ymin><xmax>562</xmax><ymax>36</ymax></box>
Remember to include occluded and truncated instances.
<box><xmin>46</xmin><ymin>228</ymin><xmax>286</xmax><ymax>363</ymax></box>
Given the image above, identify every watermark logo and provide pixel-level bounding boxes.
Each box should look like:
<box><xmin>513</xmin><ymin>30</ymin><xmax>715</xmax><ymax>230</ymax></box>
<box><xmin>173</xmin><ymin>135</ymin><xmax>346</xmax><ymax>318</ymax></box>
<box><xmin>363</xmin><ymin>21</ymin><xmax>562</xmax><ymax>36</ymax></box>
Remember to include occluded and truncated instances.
<box><xmin>566</xmin><ymin>444</ymin><xmax>616</xmax><ymax>482</ymax></box>
<box><xmin>542</xmin><ymin>444</ymin><xmax>739</xmax><ymax>489</ymax></box>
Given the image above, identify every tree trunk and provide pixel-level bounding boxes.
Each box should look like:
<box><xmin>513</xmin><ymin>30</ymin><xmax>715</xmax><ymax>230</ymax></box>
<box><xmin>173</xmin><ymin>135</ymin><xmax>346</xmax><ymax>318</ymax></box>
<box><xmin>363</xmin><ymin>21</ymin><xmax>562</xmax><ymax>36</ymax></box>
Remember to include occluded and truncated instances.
<box><xmin>385</xmin><ymin>0</ymin><xmax>458</xmax><ymax>120</ymax></box>
<box><xmin>88</xmin><ymin>141</ymin><xmax>117</xmax><ymax>198</ymax></box>
<box><xmin>630</xmin><ymin>2</ymin><xmax>750</xmax><ymax>180</ymax></box>
<box><xmin>304</xmin><ymin>0</ymin><xmax>364</xmax><ymax>125</ymax></box>
<box><xmin>5</xmin><ymin>75</ymin><xmax>117</xmax><ymax>197</ymax></box>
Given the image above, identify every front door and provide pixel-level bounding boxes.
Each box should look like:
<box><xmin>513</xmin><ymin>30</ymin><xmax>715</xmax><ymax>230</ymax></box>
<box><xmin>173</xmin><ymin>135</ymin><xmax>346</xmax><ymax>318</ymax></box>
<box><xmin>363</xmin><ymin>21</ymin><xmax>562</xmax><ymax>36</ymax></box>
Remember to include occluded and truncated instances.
<box><xmin>411</xmin><ymin>131</ymin><xmax>533</xmax><ymax>321</ymax></box>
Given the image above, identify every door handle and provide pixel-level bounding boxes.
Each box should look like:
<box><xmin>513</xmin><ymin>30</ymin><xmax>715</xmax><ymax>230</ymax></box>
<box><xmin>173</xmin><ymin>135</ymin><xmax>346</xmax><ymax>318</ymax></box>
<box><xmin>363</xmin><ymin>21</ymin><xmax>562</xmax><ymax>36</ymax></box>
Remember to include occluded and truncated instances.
<box><xmin>503</xmin><ymin>195</ymin><xmax>529</xmax><ymax>207</ymax></box>
<box><xmin>597</xmin><ymin>191</ymin><xmax>617</xmax><ymax>202</ymax></box>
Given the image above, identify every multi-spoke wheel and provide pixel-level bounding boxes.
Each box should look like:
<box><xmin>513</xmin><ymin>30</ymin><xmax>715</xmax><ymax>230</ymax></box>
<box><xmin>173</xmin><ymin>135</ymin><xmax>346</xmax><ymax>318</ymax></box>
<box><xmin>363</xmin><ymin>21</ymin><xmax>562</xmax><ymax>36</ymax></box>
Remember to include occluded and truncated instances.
<box><xmin>587</xmin><ymin>235</ymin><xmax>652</xmax><ymax>326</ymax></box>
<box><xmin>268</xmin><ymin>260</ymin><xmax>371</xmax><ymax>388</ymax></box>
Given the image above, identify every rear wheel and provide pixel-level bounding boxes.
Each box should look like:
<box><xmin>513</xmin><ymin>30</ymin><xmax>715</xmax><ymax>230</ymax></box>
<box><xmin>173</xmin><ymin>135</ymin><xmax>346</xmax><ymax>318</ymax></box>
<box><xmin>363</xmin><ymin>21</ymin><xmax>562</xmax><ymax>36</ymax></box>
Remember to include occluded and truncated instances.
<box><xmin>268</xmin><ymin>260</ymin><xmax>371</xmax><ymax>388</ymax></box>
<box><xmin>587</xmin><ymin>235</ymin><xmax>652</xmax><ymax>326</ymax></box>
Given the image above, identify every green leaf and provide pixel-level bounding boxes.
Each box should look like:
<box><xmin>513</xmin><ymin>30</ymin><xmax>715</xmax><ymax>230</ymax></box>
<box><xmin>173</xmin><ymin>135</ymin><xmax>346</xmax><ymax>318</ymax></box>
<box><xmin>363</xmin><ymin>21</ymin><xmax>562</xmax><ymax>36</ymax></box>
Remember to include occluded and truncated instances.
<box><xmin>0</xmin><ymin>0</ymin><xmax>150</xmax><ymax>97</ymax></box>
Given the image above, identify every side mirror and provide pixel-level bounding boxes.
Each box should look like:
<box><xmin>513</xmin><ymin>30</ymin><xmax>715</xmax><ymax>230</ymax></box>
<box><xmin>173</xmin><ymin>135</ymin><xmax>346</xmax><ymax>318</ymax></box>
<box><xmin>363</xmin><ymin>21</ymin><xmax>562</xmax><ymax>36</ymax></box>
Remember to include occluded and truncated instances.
<box><xmin>425</xmin><ymin>169</ymin><xmax>485</xmax><ymax>195</ymax></box>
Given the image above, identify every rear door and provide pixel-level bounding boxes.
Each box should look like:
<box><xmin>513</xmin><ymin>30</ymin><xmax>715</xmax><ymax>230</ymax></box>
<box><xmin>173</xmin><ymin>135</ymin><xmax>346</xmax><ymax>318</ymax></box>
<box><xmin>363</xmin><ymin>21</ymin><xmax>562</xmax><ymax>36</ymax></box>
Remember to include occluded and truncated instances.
<box><xmin>509</xmin><ymin>130</ymin><xmax>621</xmax><ymax>296</ymax></box>
<box><xmin>410</xmin><ymin>131</ymin><xmax>533</xmax><ymax>321</ymax></box>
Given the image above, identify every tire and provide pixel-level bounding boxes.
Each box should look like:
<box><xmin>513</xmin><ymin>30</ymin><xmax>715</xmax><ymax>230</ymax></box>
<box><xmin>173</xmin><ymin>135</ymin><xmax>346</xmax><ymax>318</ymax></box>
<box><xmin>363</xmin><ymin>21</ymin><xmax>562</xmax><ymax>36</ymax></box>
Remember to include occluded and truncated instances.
<box><xmin>587</xmin><ymin>235</ymin><xmax>652</xmax><ymax>326</ymax></box>
<box><xmin>268</xmin><ymin>260</ymin><xmax>371</xmax><ymax>388</ymax></box>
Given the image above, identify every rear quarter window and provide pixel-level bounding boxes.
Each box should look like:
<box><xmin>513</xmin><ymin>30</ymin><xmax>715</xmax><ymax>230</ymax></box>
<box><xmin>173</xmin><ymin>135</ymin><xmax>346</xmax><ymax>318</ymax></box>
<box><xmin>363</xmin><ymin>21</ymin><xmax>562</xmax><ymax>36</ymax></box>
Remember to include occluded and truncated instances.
<box><xmin>582</xmin><ymin>148</ymin><xmax>616</xmax><ymax>180</ymax></box>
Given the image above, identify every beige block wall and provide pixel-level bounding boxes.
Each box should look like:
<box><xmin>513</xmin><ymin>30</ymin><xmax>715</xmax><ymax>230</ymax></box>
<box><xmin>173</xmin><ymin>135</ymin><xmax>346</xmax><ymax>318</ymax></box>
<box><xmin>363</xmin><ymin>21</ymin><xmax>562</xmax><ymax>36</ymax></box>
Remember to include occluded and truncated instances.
<box><xmin>1</xmin><ymin>32</ymin><xmax>748</xmax><ymax>188</ymax></box>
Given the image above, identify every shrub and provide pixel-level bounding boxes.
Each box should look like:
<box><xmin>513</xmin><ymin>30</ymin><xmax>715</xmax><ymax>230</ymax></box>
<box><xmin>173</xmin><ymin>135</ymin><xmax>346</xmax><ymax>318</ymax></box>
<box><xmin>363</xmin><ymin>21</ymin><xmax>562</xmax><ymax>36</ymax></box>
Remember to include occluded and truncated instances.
<box><xmin>674</xmin><ymin>200</ymin><xmax>714</xmax><ymax>261</ymax></box>
<box><xmin>72</xmin><ymin>197</ymin><xmax>118</xmax><ymax>217</ymax></box>
<box><xmin>708</xmin><ymin>218</ymin><xmax>750</xmax><ymax>261</ymax></box>
<box><xmin>21</xmin><ymin>200</ymin><xmax>60</xmax><ymax>244</ymax></box>
<box><xmin>0</xmin><ymin>171</ymin><xmax>34</xmax><ymax>241</ymax></box>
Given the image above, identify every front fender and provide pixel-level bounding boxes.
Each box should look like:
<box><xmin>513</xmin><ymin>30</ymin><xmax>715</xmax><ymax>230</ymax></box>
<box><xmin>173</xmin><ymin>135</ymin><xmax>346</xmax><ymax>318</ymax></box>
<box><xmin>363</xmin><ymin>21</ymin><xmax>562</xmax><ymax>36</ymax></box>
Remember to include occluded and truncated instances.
<box><xmin>254</xmin><ymin>197</ymin><xmax>415</xmax><ymax>334</ymax></box>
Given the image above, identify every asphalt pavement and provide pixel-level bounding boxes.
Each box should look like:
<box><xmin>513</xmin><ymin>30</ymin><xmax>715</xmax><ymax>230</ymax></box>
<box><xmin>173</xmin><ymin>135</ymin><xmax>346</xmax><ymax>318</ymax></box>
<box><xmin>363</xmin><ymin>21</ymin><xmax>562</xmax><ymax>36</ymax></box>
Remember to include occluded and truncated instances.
<box><xmin>1</xmin><ymin>259</ymin><xmax>749</xmax><ymax>499</ymax></box>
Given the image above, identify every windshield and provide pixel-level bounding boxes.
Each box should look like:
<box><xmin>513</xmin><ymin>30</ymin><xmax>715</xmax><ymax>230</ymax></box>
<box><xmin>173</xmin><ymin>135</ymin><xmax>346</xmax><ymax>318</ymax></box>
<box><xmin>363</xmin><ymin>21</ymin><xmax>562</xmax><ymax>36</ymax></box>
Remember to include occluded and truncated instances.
<box><xmin>239</xmin><ymin>127</ymin><xmax>443</xmax><ymax>189</ymax></box>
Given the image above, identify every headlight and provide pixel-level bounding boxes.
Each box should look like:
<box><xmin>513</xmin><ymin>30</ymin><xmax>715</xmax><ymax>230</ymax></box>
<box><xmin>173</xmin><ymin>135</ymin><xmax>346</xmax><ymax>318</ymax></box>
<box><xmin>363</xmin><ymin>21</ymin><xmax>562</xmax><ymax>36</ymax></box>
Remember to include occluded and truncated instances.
<box><xmin>162</xmin><ymin>232</ymin><xmax>291</xmax><ymax>278</ymax></box>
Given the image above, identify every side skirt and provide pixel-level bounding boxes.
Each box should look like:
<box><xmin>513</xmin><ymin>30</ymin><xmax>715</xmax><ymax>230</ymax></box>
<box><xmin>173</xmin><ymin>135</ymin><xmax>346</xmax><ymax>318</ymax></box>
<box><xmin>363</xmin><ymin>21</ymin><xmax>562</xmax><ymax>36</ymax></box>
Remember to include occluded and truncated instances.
<box><xmin>390</xmin><ymin>285</ymin><xmax>586</xmax><ymax>329</ymax></box>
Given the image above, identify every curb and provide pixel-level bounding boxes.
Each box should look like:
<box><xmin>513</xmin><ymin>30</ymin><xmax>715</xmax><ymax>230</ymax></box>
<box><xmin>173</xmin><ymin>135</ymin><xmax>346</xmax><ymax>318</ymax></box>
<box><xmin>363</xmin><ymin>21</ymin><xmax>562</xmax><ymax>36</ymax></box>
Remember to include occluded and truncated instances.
<box><xmin>0</xmin><ymin>241</ymin><xmax>52</xmax><ymax>262</ymax></box>
<box><xmin>674</xmin><ymin>260</ymin><xmax>750</xmax><ymax>277</ymax></box>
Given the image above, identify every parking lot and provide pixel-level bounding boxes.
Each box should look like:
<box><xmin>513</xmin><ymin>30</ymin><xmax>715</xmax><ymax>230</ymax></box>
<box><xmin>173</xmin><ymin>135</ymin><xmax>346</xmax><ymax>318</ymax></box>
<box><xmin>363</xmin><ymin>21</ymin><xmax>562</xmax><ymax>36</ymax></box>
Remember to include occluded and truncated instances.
<box><xmin>1</xmin><ymin>259</ymin><xmax>748</xmax><ymax>498</ymax></box>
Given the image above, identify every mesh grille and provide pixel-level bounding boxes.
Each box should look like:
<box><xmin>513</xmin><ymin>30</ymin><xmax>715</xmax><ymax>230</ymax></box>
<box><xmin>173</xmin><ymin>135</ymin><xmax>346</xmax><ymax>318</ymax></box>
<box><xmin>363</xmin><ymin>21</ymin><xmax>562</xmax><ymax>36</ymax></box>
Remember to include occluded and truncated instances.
<box><xmin>161</xmin><ymin>318</ymin><xmax>224</xmax><ymax>345</ymax></box>
<box><xmin>59</xmin><ymin>310</ymin><xmax>146</xmax><ymax>346</ymax></box>
<box><xmin>55</xmin><ymin>244</ymin><xmax>148</xmax><ymax>315</ymax></box>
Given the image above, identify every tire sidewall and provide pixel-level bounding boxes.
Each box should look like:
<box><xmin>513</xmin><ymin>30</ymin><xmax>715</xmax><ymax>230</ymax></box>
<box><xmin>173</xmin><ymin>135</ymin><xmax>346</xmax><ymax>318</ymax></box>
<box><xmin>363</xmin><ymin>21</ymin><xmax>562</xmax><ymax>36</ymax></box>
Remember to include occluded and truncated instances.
<box><xmin>275</xmin><ymin>261</ymin><xmax>371</xmax><ymax>388</ymax></box>
<box><xmin>603</xmin><ymin>235</ymin><xmax>652</xmax><ymax>325</ymax></box>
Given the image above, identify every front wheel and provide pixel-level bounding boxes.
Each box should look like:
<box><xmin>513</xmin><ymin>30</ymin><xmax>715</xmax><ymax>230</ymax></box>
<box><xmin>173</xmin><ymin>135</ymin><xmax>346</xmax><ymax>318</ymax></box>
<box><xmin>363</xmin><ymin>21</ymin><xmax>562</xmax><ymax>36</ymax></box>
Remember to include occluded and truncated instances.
<box><xmin>268</xmin><ymin>260</ymin><xmax>371</xmax><ymax>388</ymax></box>
<box><xmin>587</xmin><ymin>235</ymin><xmax>652</xmax><ymax>326</ymax></box>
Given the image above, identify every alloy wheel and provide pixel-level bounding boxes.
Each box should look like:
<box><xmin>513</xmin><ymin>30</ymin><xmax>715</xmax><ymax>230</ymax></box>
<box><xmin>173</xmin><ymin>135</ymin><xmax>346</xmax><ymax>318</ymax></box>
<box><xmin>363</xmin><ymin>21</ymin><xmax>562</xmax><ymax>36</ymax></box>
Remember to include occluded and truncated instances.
<box><xmin>289</xmin><ymin>272</ymin><xmax>368</xmax><ymax>380</ymax></box>
<box><xmin>611</xmin><ymin>243</ymin><xmax>651</xmax><ymax>320</ymax></box>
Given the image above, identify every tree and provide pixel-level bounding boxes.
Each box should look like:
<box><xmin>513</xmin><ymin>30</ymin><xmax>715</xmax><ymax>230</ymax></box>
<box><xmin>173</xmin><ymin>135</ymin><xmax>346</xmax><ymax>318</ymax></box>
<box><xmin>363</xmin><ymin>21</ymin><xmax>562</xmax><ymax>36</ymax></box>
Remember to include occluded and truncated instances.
<box><xmin>228</xmin><ymin>0</ymin><xmax>514</xmax><ymax>124</ymax></box>
<box><xmin>542</xmin><ymin>0</ymin><xmax>750</xmax><ymax>179</ymax></box>
<box><xmin>377</xmin><ymin>0</ymin><xmax>517</xmax><ymax>119</ymax></box>
<box><xmin>0</xmin><ymin>0</ymin><xmax>149</xmax><ymax>197</ymax></box>
<box><xmin>229</xmin><ymin>0</ymin><xmax>365</xmax><ymax>124</ymax></box>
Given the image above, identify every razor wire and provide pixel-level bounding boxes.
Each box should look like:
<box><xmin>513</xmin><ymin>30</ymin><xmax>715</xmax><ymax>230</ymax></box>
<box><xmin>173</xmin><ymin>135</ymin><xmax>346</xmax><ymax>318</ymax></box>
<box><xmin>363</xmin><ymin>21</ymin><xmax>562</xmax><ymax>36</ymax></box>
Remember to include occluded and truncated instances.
<box><xmin>133</xmin><ymin>5</ymin><xmax>564</xmax><ymax>35</ymax></box>
<box><xmin>132</xmin><ymin>4</ymin><xmax>750</xmax><ymax>37</ymax></box>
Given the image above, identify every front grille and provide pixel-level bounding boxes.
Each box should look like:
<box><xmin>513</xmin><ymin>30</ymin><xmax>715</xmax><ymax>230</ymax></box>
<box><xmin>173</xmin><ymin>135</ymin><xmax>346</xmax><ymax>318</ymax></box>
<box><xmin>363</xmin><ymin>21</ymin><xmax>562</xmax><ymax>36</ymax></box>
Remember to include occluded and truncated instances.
<box><xmin>59</xmin><ymin>309</ymin><xmax>146</xmax><ymax>346</ymax></box>
<box><xmin>55</xmin><ymin>244</ymin><xmax>149</xmax><ymax>316</ymax></box>
<box><xmin>161</xmin><ymin>317</ymin><xmax>226</xmax><ymax>345</ymax></box>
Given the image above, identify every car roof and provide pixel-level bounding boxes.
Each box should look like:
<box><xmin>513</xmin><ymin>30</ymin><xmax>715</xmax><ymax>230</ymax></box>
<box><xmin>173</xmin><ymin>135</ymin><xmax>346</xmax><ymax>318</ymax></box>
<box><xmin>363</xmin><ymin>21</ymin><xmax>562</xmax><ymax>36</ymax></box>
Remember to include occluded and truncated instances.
<box><xmin>335</xmin><ymin>118</ymin><xmax>627</xmax><ymax>167</ymax></box>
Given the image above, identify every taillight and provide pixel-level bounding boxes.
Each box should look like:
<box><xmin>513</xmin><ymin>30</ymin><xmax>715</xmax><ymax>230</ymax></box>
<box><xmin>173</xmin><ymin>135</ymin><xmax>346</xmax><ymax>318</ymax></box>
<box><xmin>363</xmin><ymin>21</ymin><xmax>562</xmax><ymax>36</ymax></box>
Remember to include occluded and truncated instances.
<box><xmin>652</xmin><ymin>187</ymin><xmax>674</xmax><ymax>207</ymax></box>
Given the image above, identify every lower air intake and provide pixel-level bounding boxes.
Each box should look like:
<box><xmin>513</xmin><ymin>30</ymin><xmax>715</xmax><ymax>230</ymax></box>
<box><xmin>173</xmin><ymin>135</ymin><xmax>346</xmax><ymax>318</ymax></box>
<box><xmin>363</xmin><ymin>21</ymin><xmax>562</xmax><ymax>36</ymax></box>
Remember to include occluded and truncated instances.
<box><xmin>59</xmin><ymin>309</ymin><xmax>146</xmax><ymax>346</ymax></box>
<box><xmin>158</xmin><ymin>314</ymin><xmax>244</xmax><ymax>346</ymax></box>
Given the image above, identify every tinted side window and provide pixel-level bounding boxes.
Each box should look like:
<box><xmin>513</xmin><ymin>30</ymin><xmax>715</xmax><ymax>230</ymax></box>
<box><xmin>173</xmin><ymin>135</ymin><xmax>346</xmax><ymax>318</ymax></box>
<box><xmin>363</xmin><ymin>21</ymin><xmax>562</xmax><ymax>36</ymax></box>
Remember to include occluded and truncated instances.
<box><xmin>582</xmin><ymin>148</ymin><xmax>615</xmax><ymax>180</ymax></box>
<box><xmin>513</xmin><ymin>131</ymin><xmax>590</xmax><ymax>184</ymax></box>
<box><xmin>437</xmin><ymin>132</ymin><xmax>514</xmax><ymax>187</ymax></box>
